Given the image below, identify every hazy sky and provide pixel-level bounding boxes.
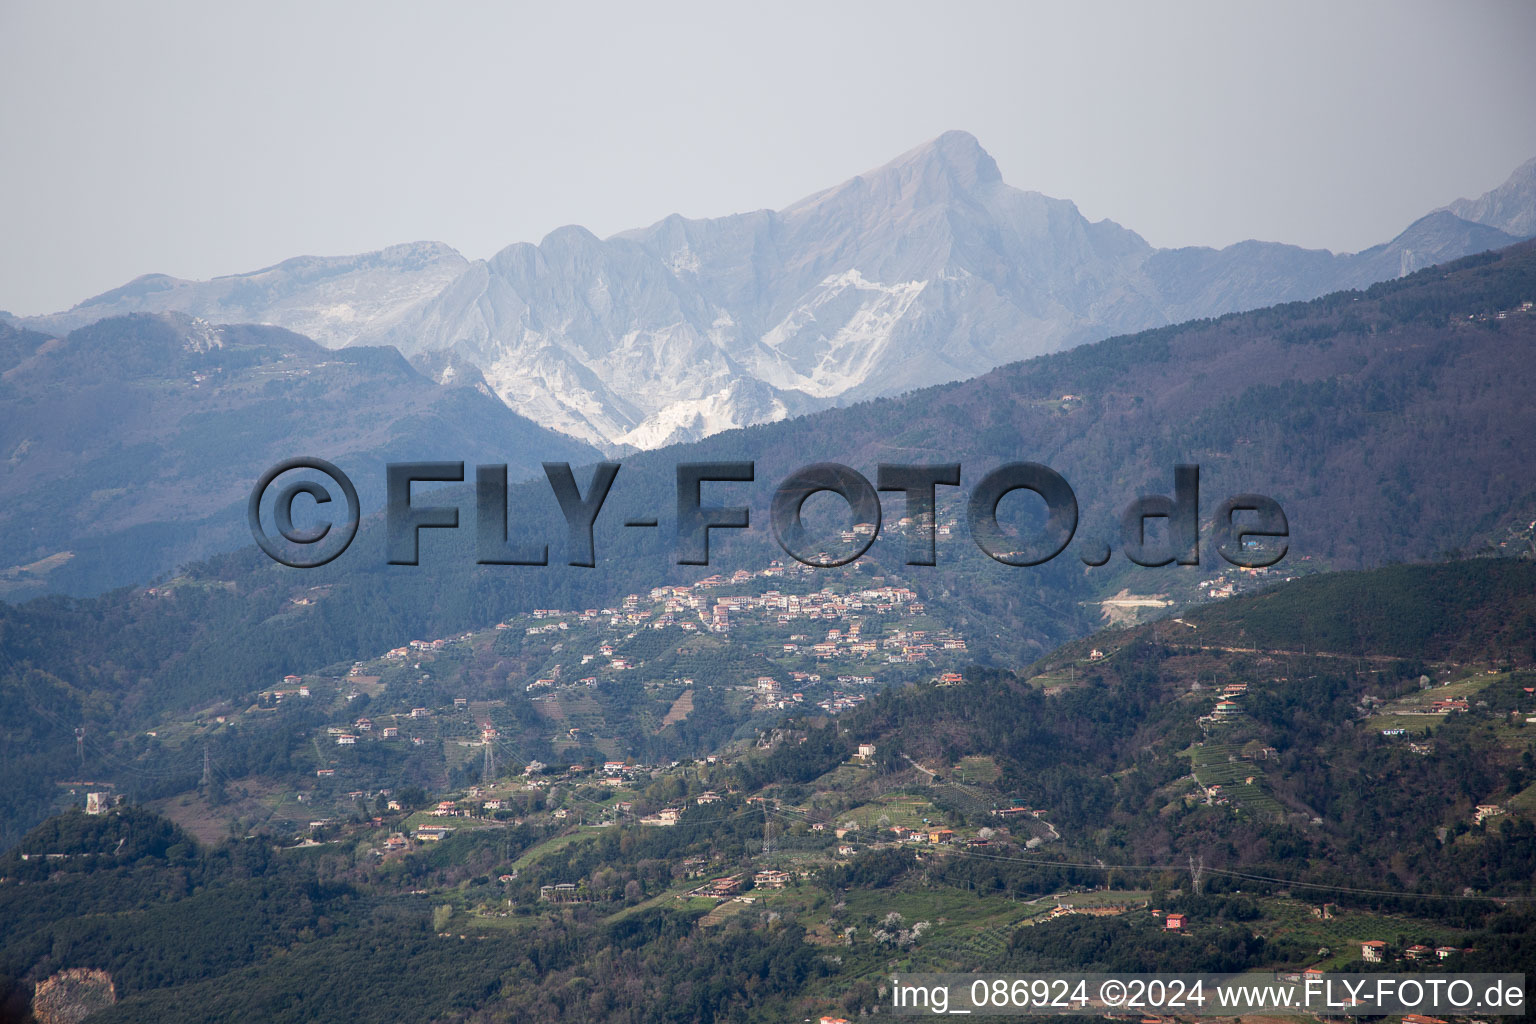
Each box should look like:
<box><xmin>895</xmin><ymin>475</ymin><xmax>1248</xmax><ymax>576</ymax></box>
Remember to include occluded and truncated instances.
<box><xmin>2</xmin><ymin>0</ymin><xmax>1534</xmax><ymax>316</ymax></box>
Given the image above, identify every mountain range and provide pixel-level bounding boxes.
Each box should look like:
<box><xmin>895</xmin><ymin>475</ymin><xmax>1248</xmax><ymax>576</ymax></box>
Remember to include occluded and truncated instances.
<box><xmin>17</xmin><ymin>133</ymin><xmax>1535</xmax><ymax>450</ymax></box>
<box><xmin>0</xmin><ymin>314</ymin><xmax>597</xmax><ymax>599</ymax></box>
<box><xmin>0</xmin><ymin>237</ymin><xmax>1533</xmax><ymax>853</ymax></box>
<box><xmin>5</xmin><ymin>234</ymin><xmax>1536</xmax><ymax>604</ymax></box>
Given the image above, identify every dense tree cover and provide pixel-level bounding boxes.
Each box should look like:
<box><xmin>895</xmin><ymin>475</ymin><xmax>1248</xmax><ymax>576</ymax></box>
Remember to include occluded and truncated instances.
<box><xmin>820</xmin><ymin>847</ymin><xmax>916</xmax><ymax>890</ymax></box>
<box><xmin>1004</xmin><ymin>914</ymin><xmax>1302</xmax><ymax>972</ymax></box>
<box><xmin>733</xmin><ymin>720</ymin><xmax>852</xmax><ymax>792</ymax></box>
<box><xmin>0</xmin><ymin>807</ymin><xmax>831</xmax><ymax>1024</ymax></box>
<box><xmin>83</xmin><ymin>909</ymin><xmax>829</xmax><ymax>1024</ymax></box>
<box><xmin>506</xmin><ymin>798</ymin><xmax>770</xmax><ymax>904</ymax></box>
<box><xmin>720</xmin><ymin>563</ymin><xmax>1536</xmax><ymax>908</ymax></box>
<box><xmin>3</xmin><ymin>806</ymin><xmax>189</xmax><ymax>868</ymax></box>
<box><xmin>1191</xmin><ymin>560</ymin><xmax>1536</xmax><ymax>663</ymax></box>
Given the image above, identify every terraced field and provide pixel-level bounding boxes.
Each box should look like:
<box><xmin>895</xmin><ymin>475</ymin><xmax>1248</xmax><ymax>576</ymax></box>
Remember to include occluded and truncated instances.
<box><xmin>662</xmin><ymin>689</ymin><xmax>694</xmax><ymax>726</ymax></box>
<box><xmin>840</xmin><ymin>795</ymin><xmax>942</xmax><ymax>831</ymax></box>
<box><xmin>919</xmin><ymin>923</ymin><xmax>1012</xmax><ymax>969</ymax></box>
<box><xmin>698</xmin><ymin>899</ymin><xmax>747</xmax><ymax>927</ymax></box>
<box><xmin>1254</xmin><ymin>899</ymin><xmax>1472</xmax><ymax>969</ymax></box>
<box><xmin>1185</xmin><ymin>745</ymin><xmax>1287</xmax><ymax>819</ymax></box>
<box><xmin>1365</xmin><ymin>673</ymin><xmax>1510</xmax><ymax>735</ymax></box>
<box><xmin>1188</xmin><ymin>742</ymin><xmax>1246</xmax><ymax>766</ymax></box>
<box><xmin>954</xmin><ymin>755</ymin><xmax>1001</xmax><ymax>784</ymax></box>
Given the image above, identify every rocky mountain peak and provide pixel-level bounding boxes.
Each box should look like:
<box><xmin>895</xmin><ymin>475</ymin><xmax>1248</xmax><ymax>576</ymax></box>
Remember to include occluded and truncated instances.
<box><xmin>785</xmin><ymin>130</ymin><xmax>1004</xmax><ymax>220</ymax></box>
<box><xmin>879</xmin><ymin>129</ymin><xmax>1004</xmax><ymax>192</ymax></box>
<box><xmin>18</xmin><ymin>139</ymin><xmax>1536</xmax><ymax>453</ymax></box>
<box><xmin>1441</xmin><ymin>155</ymin><xmax>1536</xmax><ymax>239</ymax></box>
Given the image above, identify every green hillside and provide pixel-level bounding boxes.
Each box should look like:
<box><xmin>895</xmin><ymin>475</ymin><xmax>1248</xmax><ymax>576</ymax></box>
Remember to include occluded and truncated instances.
<box><xmin>1</xmin><ymin>241</ymin><xmax>1535</xmax><ymax>852</ymax></box>
<box><xmin>2</xmin><ymin>559</ymin><xmax>1533</xmax><ymax>1022</ymax></box>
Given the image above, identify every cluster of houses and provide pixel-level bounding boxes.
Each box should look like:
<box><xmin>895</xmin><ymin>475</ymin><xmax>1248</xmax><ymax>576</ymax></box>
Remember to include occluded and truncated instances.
<box><xmin>816</xmin><ymin>690</ymin><xmax>869</xmax><ymax>715</ymax></box>
<box><xmin>1195</xmin><ymin>566</ymin><xmax>1296</xmax><ymax>601</ymax></box>
<box><xmin>821</xmin><ymin>818</ymin><xmax>982</xmax><ymax>850</ymax></box>
<box><xmin>258</xmin><ymin>675</ymin><xmax>311</xmax><ymax>703</ymax></box>
<box><xmin>594</xmin><ymin>760</ymin><xmax>662</xmax><ymax>785</ymax></box>
<box><xmin>383</xmin><ymin>634</ymin><xmax>474</xmax><ymax>660</ymax></box>
<box><xmin>767</xmin><ymin>620</ymin><xmax>965</xmax><ymax>664</ymax></box>
<box><xmin>276</xmin><ymin>560</ymin><xmax>981</xmax><ymax>837</ymax></box>
<box><xmin>502</xmin><ymin>569</ymin><xmax>949</xmax><ymax>685</ymax></box>
<box><xmin>1360</xmin><ymin>940</ymin><xmax>1469</xmax><ymax>963</ymax></box>
<box><xmin>890</xmin><ymin>826</ymin><xmax>956</xmax><ymax>844</ymax></box>
<box><xmin>1048</xmin><ymin>901</ymin><xmax>1142</xmax><ymax>921</ymax></box>
<box><xmin>670</xmin><ymin>868</ymin><xmax>822</xmax><ymax>904</ymax></box>
<box><xmin>500</xmin><ymin>566</ymin><xmax>924</xmax><ymax>645</ymax></box>
<box><xmin>1474</xmin><ymin>803</ymin><xmax>1505</xmax><ymax>825</ymax></box>
<box><xmin>751</xmin><ymin>676</ymin><xmax>806</xmax><ymax>711</ymax></box>
<box><xmin>695</xmin><ymin>576</ymin><xmax>918</xmax><ymax>622</ymax></box>
<box><xmin>1198</xmin><ymin>577</ymin><xmax>1238</xmax><ymax>600</ymax></box>
<box><xmin>638</xmin><ymin>807</ymin><xmax>683</xmax><ymax>827</ymax></box>
<box><xmin>753</xmin><ymin>673</ymin><xmax>877</xmax><ymax>717</ymax></box>
<box><xmin>1465</xmin><ymin>299</ymin><xmax>1536</xmax><ymax>325</ymax></box>
<box><xmin>704</xmin><ymin>584</ymin><xmax>926</xmax><ymax>639</ymax></box>
<box><xmin>317</xmin><ymin>560</ymin><xmax>972</xmax><ymax>771</ymax></box>
<box><xmin>879</xmin><ymin>627</ymin><xmax>965</xmax><ymax>662</ymax></box>
<box><xmin>689</xmin><ymin>875</ymin><xmax>743</xmax><ymax>900</ymax></box>
<box><xmin>326</xmin><ymin>716</ymin><xmax>412</xmax><ymax>746</ymax></box>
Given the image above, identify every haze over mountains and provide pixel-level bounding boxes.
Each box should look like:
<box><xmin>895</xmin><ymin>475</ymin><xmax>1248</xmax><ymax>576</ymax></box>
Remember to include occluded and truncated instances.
<box><xmin>20</xmin><ymin>133</ymin><xmax>1536</xmax><ymax>450</ymax></box>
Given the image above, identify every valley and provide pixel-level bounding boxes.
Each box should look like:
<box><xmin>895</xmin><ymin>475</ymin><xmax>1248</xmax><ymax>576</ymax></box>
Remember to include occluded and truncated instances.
<box><xmin>1</xmin><ymin>235</ymin><xmax>1534</xmax><ymax>1024</ymax></box>
<box><xmin>4</xmin><ymin>559</ymin><xmax>1534</xmax><ymax>1023</ymax></box>
<box><xmin>6</xmin><ymin>11</ymin><xmax>1535</xmax><ymax>1024</ymax></box>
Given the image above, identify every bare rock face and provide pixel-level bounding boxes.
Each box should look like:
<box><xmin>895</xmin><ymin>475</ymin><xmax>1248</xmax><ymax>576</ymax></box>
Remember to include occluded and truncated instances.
<box><xmin>21</xmin><ymin>137</ymin><xmax>1534</xmax><ymax>450</ymax></box>
<box><xmin>31</xmin><ymin>968</ymin><xmax>116</xmax><ymax>1024</ymax></box>
<box><xmin>1442</xmin><ymin>156</ymin><xmax>1536</xmax><ymax>239</ymax></box>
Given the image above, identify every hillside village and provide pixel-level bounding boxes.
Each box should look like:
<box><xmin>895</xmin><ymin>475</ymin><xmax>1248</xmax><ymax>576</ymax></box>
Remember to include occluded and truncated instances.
<box><xmin>115</xmin><ymin>553</ymin><xmax>1536</xmax><ymax>875</ymax></box>
<box><xmin>177</xmin><ymin>590</ymin><xmax>1534</xmax><ymax>922</ymax></box>
<box><xmin>20</xmin><ymin>560</ymin><xmax>1536</xmax><ymax>1024</ymax></box>
<box><xmin>147</xmin><ymin>558</ymin><xmax>985</xmax><ymax>845</ymax></box>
